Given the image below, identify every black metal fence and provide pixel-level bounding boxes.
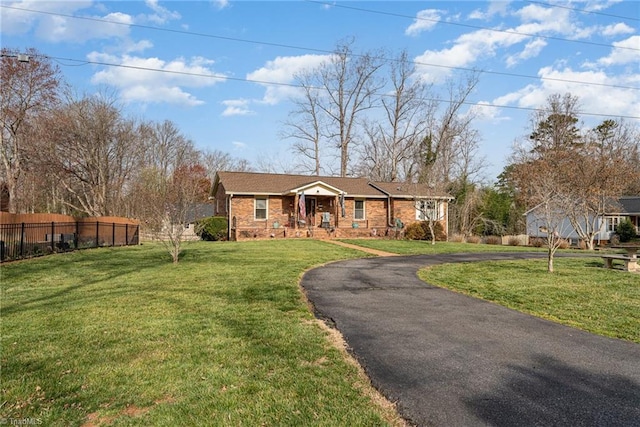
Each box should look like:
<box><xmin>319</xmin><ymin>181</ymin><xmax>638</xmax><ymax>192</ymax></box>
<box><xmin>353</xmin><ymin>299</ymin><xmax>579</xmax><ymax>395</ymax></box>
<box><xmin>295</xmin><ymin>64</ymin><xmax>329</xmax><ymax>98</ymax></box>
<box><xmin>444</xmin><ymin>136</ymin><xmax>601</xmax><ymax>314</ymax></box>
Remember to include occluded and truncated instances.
<box><xmin>0</xmin><ymin>221</ymin><xmax>139</xmax><ymax>262</ymax></box>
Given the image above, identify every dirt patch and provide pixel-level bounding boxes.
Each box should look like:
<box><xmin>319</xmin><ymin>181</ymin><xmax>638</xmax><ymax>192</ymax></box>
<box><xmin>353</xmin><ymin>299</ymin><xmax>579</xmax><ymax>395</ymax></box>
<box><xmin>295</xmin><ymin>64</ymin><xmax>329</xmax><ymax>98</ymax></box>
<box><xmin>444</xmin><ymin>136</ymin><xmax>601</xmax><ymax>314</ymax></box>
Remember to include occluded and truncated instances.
<box><xmin>82</xmin><ymin>395</ymin><xmax>175</xmax><ymax>426</ymax></box>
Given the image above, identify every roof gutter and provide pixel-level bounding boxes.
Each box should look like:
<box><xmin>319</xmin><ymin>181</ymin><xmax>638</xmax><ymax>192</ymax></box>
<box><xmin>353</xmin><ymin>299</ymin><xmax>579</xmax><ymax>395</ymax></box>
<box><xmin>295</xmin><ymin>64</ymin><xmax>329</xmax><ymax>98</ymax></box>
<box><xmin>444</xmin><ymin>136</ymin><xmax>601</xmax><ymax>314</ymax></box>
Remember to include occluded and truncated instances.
<box><xmin>368</xmin><ymin>182</ymin><xmax>395</xmax><ymax>228</ymax></box>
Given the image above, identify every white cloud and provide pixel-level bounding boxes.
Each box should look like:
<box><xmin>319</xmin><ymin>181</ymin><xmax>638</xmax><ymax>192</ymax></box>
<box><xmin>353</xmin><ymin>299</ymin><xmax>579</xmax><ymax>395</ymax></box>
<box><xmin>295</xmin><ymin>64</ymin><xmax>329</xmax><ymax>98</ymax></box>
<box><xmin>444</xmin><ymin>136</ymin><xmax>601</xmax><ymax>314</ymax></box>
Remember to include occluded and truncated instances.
<box><xmin>601</xmin><ymin>22</ymin><xmax>635</xmax><ymax>37</ymax></box>
<box><xmin>469</xmin><ymin>1</ymin><xmax>509</xmax><ymax>20</ymax></box>
<box><xmin>597</xmin><ymin>36</ymin><xmax>640</xmax><ymax>66</ymax></box>
<box><xmin>212</xmin><ymin>0</ymin><xmax>230</xmax><ymax>10</ymax></box>
<box><xmin>143</xmin><ymin>0</ymin><xmax>181</xmax><ymax>25</ymax></box>
<box><xmin>412</xmin><ymin>2</ymin><xmax>593</xmax><ymax>83</ymax></box>
<box><xmin>88</xmin><ymin>52</ymin><xmax>222</xmax><ymax>106</ymax></box>
<box><xmin>232</xmin><ymin>141</ymin><xmax>246</xmax><ymax>150</ymax></box>
<box><xmin>469</xmin><ymin>101</ymin><xmax>511</xmax><ymax>123</ymax></box>
<box><xmin>1</xmin><ymin>0</ymin><xmax>181</xmax><ymax>43</ymax></box>
<box><xmin>505</xmin><ymin>38</ymin><xmax>547</xmax><ymax>67</ymax></box>
<box><xmin>221</xmin><ymin>99</ymin><xmax>253</xmax><ymax>117</ymax></box>
<box><xmin>492</xmin><ymin>66</ymin><xmax>640</xmax><ymax>121</ymax></box>
<box><xmin>414</xmin><ymin>28</ymin><xmax>527</xmax><ymax>83</ymax></box>
<box><xmin>0</xmin><ymin>1</ymin><xmax>136</xmax><ymax>42</ymax></box>
<box><xmin>123</xmin><ymin>85</ymin><xmax>204</xmax><ymax>106</ymax></box>
<box><xmin>405</xmin><ymin>9</ymin><xmax>443</xmax><ymax>37</ymax></box>
<box><xmin>123</xmin><ymin>39</ymin><xmax>154</xmax><ymax>54</ymax></box>
<box><xmin>0</xmin><ymin>1</ymin><xmax>92</xmax><ymax>35</ymax></box>
<box><xmin>247</xmin><ymin>54</ymin><xmax>331</xmax><ymax>104</ymax></box>
<box><xmin>583</xmin><ymin>0</ymin><xmax>625</xmax><ymax>13</ymax></box>
<box><xmin>38</xmin><ymin>11</ymin><xmax>133</xmax><ymax>43</ymax></box>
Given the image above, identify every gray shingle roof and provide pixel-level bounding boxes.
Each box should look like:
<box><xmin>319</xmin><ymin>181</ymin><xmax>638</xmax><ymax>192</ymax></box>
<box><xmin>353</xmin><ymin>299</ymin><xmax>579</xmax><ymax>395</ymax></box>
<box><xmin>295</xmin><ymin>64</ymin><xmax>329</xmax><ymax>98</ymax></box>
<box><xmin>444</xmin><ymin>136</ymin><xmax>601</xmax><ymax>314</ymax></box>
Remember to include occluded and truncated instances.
<box><xmin>617</xmin><ymin>197</ymin><xmax>640</xmax><ymax>215</ymax></box>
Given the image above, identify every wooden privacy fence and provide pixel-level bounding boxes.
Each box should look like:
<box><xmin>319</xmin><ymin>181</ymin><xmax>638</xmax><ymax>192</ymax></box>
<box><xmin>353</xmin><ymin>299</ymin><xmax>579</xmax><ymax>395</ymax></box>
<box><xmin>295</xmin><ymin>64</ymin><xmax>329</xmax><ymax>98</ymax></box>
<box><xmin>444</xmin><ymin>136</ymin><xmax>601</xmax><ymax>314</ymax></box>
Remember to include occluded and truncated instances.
<box><xmin>0</xmin><ymin>214</ymin><xmax>139</xmax><ymax>262</ymax></box>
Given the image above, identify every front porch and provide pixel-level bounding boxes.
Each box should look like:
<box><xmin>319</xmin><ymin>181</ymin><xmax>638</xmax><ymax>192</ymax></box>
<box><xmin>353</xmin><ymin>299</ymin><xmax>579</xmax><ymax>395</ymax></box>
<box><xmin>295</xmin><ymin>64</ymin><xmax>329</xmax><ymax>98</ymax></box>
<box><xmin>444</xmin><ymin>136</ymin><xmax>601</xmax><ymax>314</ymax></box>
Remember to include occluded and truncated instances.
<box><xmin>230</xmin><ymin>191</ymin><xmax>401</xmax><ymax>240</ymax></box>
<box><xmin>230</xmin><ymin>219</ymin><xmax>401</xmax><ymax>240</ymax></box>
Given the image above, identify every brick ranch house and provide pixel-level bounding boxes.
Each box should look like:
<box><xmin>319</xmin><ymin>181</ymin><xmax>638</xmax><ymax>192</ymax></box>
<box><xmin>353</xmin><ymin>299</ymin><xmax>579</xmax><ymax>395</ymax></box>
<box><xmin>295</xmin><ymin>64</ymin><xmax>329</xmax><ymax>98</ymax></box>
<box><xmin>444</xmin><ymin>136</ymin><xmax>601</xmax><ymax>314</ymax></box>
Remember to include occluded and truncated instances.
<box><xmin>211</xmin><ymin>171</ymin><xmax>453</xmax><ymax>241</ymax></box>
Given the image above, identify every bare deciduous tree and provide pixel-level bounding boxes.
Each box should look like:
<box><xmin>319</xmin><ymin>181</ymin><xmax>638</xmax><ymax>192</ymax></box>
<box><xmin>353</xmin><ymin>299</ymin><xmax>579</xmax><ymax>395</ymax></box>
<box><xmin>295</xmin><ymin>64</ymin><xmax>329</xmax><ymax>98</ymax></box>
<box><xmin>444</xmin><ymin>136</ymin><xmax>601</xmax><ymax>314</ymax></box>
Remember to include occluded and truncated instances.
<box><xmin>140</xmin><ymin>162</ymin><xmax>210</xmax><ymax>263</ymax></box>
<box><xmin>282</xmin><ymin>70</ymin><xmax>324</xmax><ymax>175</ymax></box>
<box><xmin>415</xmin><ymin>73</ymin><xmax>481</xmax><ymax>187</ymax></box>
<box><xmin>140</xmin><ymin>119</ymin><xmax>194</xmax><ymax>178</ymax></box>
<box><xmin>358</xmin><ymin>50</ymin><xmax>435</xmax><ymax>182</ymax></box>
<box><xmin>202</xmin><ymin>149</ymin><xmax>252</xmax><ymax>183</ymax></box>
<box><xmin>1</xmin><ymin>48</ymin><xmax>63</xmax><ymax>212</ymax></box>
<box><xmin>563</xmin><ymin>119</ymin><xmax>640</xmax><ymax>249</ymax></box>
<box><xmin>317</xmin><ymin>40</ymin><xmax>386</xmax><ymax>177</ymax></box>
<box><xmin>515</xmin><ymin>156</ymin><xmax>576</xmax><ymax>272</ymax></box>
<box><xmin>43</xmin><ymin>93</ymin><xmax>143</xmax><ymax>216</ymax></box>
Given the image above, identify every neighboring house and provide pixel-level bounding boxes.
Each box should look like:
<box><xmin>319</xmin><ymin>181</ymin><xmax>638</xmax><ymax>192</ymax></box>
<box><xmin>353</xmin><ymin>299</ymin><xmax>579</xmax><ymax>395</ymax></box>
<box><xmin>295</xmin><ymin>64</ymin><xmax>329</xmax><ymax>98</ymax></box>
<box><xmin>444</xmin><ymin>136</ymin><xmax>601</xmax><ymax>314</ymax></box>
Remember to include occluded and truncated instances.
<box><xmin>525</xmin><ymin>196</ymin><xmax>640</xmax><ymax>244</ymax></box>
<box><xmin>211</xmin><ymin>171</ymin><xmax>453</xmax><ymax>241</ymax></box>
<box><xmin>141</xmin><ymin>203</ymin><xmax>214</xmax><ymax>241</ymax></box>
<box><xmin>183</xmin><ymin>203</ymin><xmax>215</xmax><ymax>240</ymax></box>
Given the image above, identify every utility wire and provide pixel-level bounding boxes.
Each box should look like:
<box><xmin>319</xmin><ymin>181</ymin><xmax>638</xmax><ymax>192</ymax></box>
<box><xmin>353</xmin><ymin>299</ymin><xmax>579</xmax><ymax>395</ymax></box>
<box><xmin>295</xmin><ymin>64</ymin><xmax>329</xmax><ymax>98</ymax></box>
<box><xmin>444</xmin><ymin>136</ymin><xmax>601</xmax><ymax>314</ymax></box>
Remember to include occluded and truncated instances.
<box><xmin>306</xmin><ymin>0</ymin><xmax>640</xmax><ymax>52</ymax></box>
<box><xmin>525</xmin><ymin>1</ymin><xmax>640</xmax><ymax>22</ymax></box>
<box><xmin>1</xmin><ymin>4</ymin><xmax>638</xmax><ymax>92</ymax></box>
<box><xmin>38</xmin><ymin>53</ymin><xmax>640</xmax><ymax>121</ymax></box>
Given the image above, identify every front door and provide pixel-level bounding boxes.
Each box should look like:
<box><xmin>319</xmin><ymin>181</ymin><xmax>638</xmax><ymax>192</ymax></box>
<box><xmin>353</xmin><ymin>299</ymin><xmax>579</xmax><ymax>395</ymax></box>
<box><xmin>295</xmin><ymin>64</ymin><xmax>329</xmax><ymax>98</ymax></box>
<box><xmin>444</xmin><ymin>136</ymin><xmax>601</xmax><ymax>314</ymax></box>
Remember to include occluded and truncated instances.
<box><xmin>305</xmin><ymin>197</ymin><xmax>316</xmax><ymax>226</ymax></box>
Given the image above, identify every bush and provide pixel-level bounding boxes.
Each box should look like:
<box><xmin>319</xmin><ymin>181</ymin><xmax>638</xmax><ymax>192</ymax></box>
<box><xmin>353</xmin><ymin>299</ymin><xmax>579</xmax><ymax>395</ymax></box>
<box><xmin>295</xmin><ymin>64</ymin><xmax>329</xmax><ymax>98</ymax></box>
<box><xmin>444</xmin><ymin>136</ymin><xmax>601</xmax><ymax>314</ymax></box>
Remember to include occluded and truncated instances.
<box><xmin>466</xmin><ymin>235</ymin><xmax>481</xmax><ymax>244</ymax></box>
<box><xmin>616</xmin><ymin>218</ymin><xmax>636</xmax><ymax>243</ymax></box>
<box><xmin>195</xmin><ymin>216</ymin><xmax>228</xmax><ymax>241</ymax></box>
<box><xmin>405</xmin><ymin>221</ymin><xmax>446</xmax><ymax>241</ymax></box>
<box><xmin>530</xmin><ymin>237</ymin><xmax>545</xmax><ymax>248</ymax></box>
<box><xmin>507</xmin><ymin>236</ymin><xmax>521</xmax><ymax>246</ymax></box>
<box><xmin>449</xmin><ymin>233</ymin><xmax>465</xmax><ymax>243</ymax></box>
<box><xmin>483</xmin><ymin>235</ymin><xmax>501</xmax><ymax>245</ymax></box>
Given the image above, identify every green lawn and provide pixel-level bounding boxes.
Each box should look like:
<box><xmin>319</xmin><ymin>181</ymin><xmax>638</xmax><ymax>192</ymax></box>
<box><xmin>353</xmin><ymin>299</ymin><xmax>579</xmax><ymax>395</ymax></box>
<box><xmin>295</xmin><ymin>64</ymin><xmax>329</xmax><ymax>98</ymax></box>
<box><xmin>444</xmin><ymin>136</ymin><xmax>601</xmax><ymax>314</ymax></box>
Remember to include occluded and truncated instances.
<box><xmin>339</xmin><ymin>239</ymin><xmax>550</xmax><ymax>255</ymax></box>
<box><xmin>0</xmin><ymin>241</ymin><xmax>400</xmax><ymax>426</ymax></box>
<box><xmin>2</xmin><ymin>239</ymin><xmax>638</xmax><ymax>425</ymax></box>
<box><xmin>419</xmin><ymin>257</ymin><xmax>640</xmax><ymax>343</ymax></box>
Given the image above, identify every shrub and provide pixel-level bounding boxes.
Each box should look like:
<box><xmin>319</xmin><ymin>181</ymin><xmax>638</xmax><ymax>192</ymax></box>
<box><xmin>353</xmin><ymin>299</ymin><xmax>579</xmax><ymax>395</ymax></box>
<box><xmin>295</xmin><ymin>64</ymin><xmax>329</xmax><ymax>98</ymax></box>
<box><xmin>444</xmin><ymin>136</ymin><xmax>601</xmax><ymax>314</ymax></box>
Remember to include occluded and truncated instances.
<box><xmin>195</xmin><ymin>216</ymin><xmax>228</xmax><ymax>241</ymax></box>
<box><xmin>449</xmin><ymin>233</ymin><xmax>465</xmax><ymax>243</ymax></box>
<box><xmin>405</xmin><ymin>221</ymin><xmax>446</xmax><ymax>241</ymax></box>
<box><xmin>483</xmin><ymin>235</ymin><xmax>501</xmax><ymax>245</ymax></box>
<box><xmin>530</xmin><ymin>237</ymin><xmax>545</xmax><ymax>248</ymax></box>
<box><xmin>466</xmin><ymin>235</ymin><xmax>481</xmax><ymax>244</ymax></box>
<box><xmin>616</xmin><ymin>218</ymin><xmax>636</xmax><ymax>243</ymax></box>
<box><xmin>507</xmin><ymin>236</ymin><xmax>521</xmax><ymax>246</ymax></box>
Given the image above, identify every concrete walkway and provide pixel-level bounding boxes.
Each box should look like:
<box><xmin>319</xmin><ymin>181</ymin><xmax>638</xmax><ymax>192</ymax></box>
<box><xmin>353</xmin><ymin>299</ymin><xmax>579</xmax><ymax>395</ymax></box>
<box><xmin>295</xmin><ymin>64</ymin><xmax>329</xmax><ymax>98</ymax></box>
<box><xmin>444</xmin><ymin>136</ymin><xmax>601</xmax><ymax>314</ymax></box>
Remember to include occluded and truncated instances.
<box><xmin>301</xmin><ymin>252</ymin><xmax>640</xmax><ymax>426</ymax></box>
<box><xmin>320</xmin><ymin>239</ymin><xmax>399</xmax><ymax>257</ymax></box>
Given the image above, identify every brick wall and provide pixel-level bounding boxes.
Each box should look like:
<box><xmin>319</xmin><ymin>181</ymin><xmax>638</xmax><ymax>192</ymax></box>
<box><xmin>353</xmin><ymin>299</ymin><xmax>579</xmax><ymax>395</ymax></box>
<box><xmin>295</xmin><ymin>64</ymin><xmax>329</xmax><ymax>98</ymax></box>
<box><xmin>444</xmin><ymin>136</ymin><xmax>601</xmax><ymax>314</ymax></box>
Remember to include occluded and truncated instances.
<box><xmin>212</xmin><ymin>184</ymin><xmax>228</xmax><ymax>216</ymax></box>
<box><xmin>393</xmin><ymin>199</ymin><xmax>448</xmax><ymax>235</ymax></box>
<box><xmin>221</xmin><ymin>193</ymin><xmax>448</xmax><ymax>241</ymax></box>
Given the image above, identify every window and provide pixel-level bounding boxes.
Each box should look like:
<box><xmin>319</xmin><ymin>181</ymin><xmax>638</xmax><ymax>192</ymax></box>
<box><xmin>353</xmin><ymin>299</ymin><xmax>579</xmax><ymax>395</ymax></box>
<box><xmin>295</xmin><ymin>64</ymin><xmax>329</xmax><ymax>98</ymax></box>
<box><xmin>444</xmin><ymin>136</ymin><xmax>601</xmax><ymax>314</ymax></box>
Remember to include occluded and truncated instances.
<box><xmin>607</xmin><ymin>216</ymin><xmax>621</xmax><ymax>232</ymax></box>
<box><xmin>354</xmin><ymin>200</ymin><xmax>365</xmax><ymax>220</ymax></box>
<box><xmin>255</xmin><ymin>197</ymin><xmax>268</xmax><ymax>220</ymax></box>
<box><xmin>416</xmin><ymin>200</ymin><xmax>439</xmax><ymax>220</ymax></box>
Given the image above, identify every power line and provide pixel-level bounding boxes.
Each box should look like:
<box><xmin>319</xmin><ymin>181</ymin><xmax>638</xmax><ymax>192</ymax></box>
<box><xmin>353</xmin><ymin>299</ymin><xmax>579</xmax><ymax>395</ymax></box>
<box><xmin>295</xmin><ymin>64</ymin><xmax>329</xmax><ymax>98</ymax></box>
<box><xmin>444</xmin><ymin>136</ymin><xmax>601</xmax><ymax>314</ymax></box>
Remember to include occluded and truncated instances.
<box><xmin>306</xmin><ymin>0</ymin><xmax>640</xmax><ymax>52</ymax></box>
<box><xmin>525</xmin><ymin>1</ymin><xmax>640</xmax><ymax>22</ymax></box>
<box><xmin>1</xmin><ymin>4</ymin><xmax>638</xmax><ymax>92</ymax></box>
<box><xmin>39</xmin><ymin>53</ymin><xmax>640</xmax><ymax>121</ymax></box>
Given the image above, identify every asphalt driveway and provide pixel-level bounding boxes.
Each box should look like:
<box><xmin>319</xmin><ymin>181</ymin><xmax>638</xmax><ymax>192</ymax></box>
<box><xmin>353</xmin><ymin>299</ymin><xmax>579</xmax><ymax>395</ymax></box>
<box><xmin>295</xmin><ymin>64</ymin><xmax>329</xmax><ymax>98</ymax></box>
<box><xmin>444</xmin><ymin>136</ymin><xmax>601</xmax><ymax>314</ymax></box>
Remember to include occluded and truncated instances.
<box><xmin>301</xmin><ymin>253</ymin><xmax>640</xmax><ymax>427</ymax></box>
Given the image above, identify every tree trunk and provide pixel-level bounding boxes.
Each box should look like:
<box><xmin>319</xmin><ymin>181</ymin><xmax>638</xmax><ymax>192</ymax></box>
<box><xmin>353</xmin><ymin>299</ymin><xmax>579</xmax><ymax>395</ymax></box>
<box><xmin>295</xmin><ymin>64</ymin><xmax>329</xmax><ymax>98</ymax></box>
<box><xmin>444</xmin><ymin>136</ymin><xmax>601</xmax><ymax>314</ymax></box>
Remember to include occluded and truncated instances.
<box><xmin>6</xmin><ymin>173</ymin><xmax>18</xmax><ymax>213</ymax></box>
<box><xmin>428</xmin><ymin>221</ymin><xmax>436</xmax><ymax>245</ymax></box>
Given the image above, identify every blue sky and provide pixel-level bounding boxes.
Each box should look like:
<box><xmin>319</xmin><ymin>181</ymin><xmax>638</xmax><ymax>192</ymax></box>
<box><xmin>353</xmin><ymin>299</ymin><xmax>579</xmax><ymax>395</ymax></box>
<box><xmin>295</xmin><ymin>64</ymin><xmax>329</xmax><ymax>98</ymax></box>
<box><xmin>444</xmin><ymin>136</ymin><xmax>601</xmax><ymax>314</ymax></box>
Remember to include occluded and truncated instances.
<box><xmin>2</xmin><ymin>0</ymin><xmax>639</xmax><ymax>181</ymax></box>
